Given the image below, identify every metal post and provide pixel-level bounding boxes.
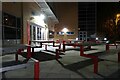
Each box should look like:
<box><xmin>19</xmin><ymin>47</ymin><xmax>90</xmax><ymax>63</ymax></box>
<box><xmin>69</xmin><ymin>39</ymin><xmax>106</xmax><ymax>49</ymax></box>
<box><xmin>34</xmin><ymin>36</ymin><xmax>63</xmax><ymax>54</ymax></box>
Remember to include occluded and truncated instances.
<box><xmin>18</xmin><ymin>49</ymin><xmax>22</xmax><ymax>54</ymax></box>
<box><xmin>118</xmin><ymin>52</ymin><xmax>120</xmax><ymax>62</ymax></box>
<box><xmin>32</xmin><ymin>47</ymin><xmax>34</xmax><ymax>56</ymax></box>
<box><xmin>63</xmin><ymin>40</ymin><xmax>66</xmax><ymax>44</ymax></box>
<box><xmin>29</xmin><ymin>41</ymin><xmax>31</xmax><ymax>45</ymax></box>
<box><xmin>88</xmin><ymin>46</ymin><xmax>91</xmax><ymax>49</ymax></box>
<box><xmin>16</xmin><ymin>49</ymin><xmax>21</xmax><ymax>61</ymax></box>
<box><xmin>80</xmin><ymin>45</ymin><xmax>84</xmax><ymax>56</ymax></box>
<box><xmin>63</xmin><ymin>44</ymin><xmax>65</xmax><ymax>52</ymax></box>
<box><xmin>59</xmin><ymin>44</ymin><xmax>61</xmax><ymax>49</ymax></box>
<box><xmin>27</xmin><ymin>46</ymin><xmax>31</xmax><ymax>59</ymax></box>
<box><xmin>34</xmin><ymin>61</ymin><xmax>39</xmax><ymax>80</ymax></box>
<box><xmin>45</xmin><ymin>45</ymin><xmax>47</xmax><ymax>50</ymax></box>
<box><xmin>15</xmin><ymin>53</ymin><xmax>18</xmax><ymax>62</ymax></box>
<box><xmin>93</xmin><ymin>58</ymin><xmax>98</xmax><ymax>73</ymax></box>
<box><xmin>53</xmin><ymin>41</ymin><xmax>55</xmax><ymax>47</ymax></box>
<box><xmin>106</xmin><ymin>44</ymin><xmax>109</xmax><ymax>51</ymax></box>
<box><xmin>56</xmin><ymin>49</ymin><xmax>59</xmax><ymax>59</ymax></box>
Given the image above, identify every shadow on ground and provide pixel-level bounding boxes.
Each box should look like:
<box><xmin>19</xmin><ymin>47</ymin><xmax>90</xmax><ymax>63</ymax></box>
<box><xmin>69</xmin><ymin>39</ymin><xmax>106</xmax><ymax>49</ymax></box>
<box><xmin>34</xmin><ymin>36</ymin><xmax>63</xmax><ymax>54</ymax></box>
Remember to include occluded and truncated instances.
<box><xmin>21</xmin><ymin>51</ymin><xmax>61</xmax><ymax>62</ymax></box>
<box><xmin>65</xmin><ymin>47</ymin><xmax>98</xmax><ymax>52</ymax></box>
<box><xmin>56</xmin><ymin>58</ymin><xmax>103</xmax><ymax>78</ymax></box>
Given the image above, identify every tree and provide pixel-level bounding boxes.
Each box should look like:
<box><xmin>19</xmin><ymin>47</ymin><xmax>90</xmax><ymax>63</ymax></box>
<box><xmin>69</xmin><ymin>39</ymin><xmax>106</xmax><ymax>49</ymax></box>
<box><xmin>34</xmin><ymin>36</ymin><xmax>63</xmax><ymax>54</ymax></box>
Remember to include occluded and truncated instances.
<box><xmin>104</xmin><ymin>18</ymin><xmax>119</xmax><ymax>43</ymax></box>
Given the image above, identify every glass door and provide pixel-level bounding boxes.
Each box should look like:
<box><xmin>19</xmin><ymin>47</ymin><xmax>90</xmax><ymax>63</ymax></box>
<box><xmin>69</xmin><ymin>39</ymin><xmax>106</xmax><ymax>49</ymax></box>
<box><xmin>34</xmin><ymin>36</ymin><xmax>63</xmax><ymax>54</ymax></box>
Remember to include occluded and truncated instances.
<box><xmin>30</xmin><ymin>24</ymin><xmax>43</xmax><ymax>41</ymax></box>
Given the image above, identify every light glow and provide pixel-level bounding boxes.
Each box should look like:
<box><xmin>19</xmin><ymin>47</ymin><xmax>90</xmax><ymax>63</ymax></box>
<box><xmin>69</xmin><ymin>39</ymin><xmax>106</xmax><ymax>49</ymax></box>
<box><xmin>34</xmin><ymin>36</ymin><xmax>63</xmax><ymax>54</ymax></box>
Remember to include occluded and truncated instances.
<box><xmin>32</xmin><ymin>15</ymin><xmax>46</xmax><ymax>26</ymax></box>
<box><xmin>62</xmin><ymin>28</ymin><xmax>68</xmax><ymax>33</ymax></box>
<box><xmin>76</xmin><ymin>38</ymin><xmax>78</xmax><ymax>40</ymax></box>
<box><xmin>96</xmin><ymin>37</ymin><xmax>98</xmax><ymax>40</ymax></box>
<box><xmin>117</xmin><ymin>14</ymin><xmax>120</xmax><ymax>18</ymax></box>
<box><xmin>104</xmin><ymin>38</ymin><xmax>107</xmax><ymax>40</ymax></box>
<box><xmin>116</xmin><ymin>14</ymin><xmax>120</xmax><ymax>25</ymax></box>
<box><xmin>40</xmin><ymin>14</ymin><xmax>45</xmax><ymax>20</ymax></box>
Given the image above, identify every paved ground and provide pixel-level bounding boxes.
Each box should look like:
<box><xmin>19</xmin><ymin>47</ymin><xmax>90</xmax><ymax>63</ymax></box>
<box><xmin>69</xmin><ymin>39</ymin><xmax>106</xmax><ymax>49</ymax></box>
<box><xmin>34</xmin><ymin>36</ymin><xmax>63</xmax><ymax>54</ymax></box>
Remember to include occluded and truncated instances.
<box><xmin>1</xmin><ymin>44</ymin><xmax>120</xmax><ymax>80</ymax></box>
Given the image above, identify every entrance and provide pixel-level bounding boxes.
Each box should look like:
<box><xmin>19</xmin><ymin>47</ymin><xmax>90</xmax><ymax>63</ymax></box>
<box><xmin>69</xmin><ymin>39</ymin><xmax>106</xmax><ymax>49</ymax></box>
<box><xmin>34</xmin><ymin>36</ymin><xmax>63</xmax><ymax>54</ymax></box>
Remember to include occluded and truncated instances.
<box><xmin>30</xmin><ymin>24</ymin><xmax>45</xmax><ymax>41</ymax></box>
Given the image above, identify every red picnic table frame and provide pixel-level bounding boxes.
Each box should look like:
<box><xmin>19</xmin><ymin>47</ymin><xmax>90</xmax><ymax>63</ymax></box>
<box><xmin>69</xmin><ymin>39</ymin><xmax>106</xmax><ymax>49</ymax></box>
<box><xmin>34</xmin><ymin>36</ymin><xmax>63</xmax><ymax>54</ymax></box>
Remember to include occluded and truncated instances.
<box><xmin>56</xmin><ymin>42</ymin><xmax>101</xmax><ymax>73</ymax></box>
<box><xmin>56</xmin><ymin>42</ymin><xmax>120</xmax><ymax>73</ymax></box>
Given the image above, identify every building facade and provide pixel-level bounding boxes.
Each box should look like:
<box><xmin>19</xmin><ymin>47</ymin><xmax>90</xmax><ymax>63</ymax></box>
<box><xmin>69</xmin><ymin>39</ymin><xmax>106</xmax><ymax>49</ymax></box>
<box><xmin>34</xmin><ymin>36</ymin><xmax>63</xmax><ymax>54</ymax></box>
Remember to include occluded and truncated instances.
<box><xmin>2</xmin><ymin>1</ymin><xmax>58</xmax><ymax>46</ymax></box>
<box><xmin>78</xmin><ymin>2</ymin><xmax>97</xmax><ymax>41</ymax></box>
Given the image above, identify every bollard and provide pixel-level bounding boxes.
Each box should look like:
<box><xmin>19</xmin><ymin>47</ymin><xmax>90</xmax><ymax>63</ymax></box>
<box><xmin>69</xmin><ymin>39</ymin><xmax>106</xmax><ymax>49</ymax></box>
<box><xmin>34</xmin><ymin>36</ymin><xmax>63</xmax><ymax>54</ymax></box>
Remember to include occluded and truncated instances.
<box><xmin>73</xmin><ymin>45</ymin><xmax>76</xmax><ymax>48</ymax></box>
<box><xmin>29</xmin><ymin>41</ymin><xmax>31</xmax><ymax>45</ymax></box>
<box><xmin>87</xmin><ymin>46</ymin><xmax>91</xmax><ymax>49</ymax></box>
<box><xmin>45</xmin><ymin>45</ymin><xmax>47</xmax><ymax>50</ymax></box>
<box><xmin>63</xmin><ymin>40</ymin><xmax>66</xmax><ymax>52</ymax></box>
<box><xmin>63</xmin><ymin>44</ymin><xmax>65</xmax><ymax>52</ymax></box>
<box><xmin>32</xmin><ymin>47</ymin><xmax>34</xmax><ymax>56</ymax></box>
<box><xmin>16</xmin><ymin>49</ymin><xmax>22</xmax><ymax>61</ymax></box>
<box><xmin>80</xmin><ymin>45</ymin><xmax>84</xmax><ymax>56</ymax></box>
<box><xmin>116</xmin><ymin>45</ymin><xmax>117</xmax><ymax>49</ymax></box>
<box><xmin>15</xmin><ymin>53</ymin><xmax>18</xmax><ymax>62</ymax></box>
<box><xmin>27</xmin><ymin>46</ymin><xmax>31</xmax><ymax>59</ymax></box>
<box><xmin>59</xmin><ymin>44</ymin><xmax>61</xmax><ymax>49</ymax></box>
<box><xmin>106</xmin><ymin>44</ymin><xmax>109</xmax><ymax>51</ymax></box>
<box><xmin>118</xmin><ymin>52</ymin><xmax>120</xmax><ymax>62</ymax></box>
<box><xmin>63</xmin><ymin>40</ymin><xmax>66</xmax><ymax>44</ymax></box>
<box><xmin>34</xmin><ymin>61</ymin><xmax>39</xmax><ymax>80</ymax></box>
<box><xmin>18</xmin><ymin>49</ymin><xmax>22</xmax><ymax>54</ymax></box>
<box><xmin>93</xmin><ymin>58</ymin><xmax>98</xmax><ymax>73</ymax></box>
<box><xmin>53</xmin><ymin>41</ymin><xmax>55</xmax><ymax>46</ymax></box>
<box><xmin>56</xmin><ymin>49</ymin><xmax>59</xmax><ymax>59</ymax></box>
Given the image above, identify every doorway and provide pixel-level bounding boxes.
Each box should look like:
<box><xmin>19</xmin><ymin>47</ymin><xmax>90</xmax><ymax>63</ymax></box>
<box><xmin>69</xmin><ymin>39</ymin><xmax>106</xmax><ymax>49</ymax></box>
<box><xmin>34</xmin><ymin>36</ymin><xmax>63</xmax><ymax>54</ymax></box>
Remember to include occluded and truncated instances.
<box><xmin>30</xmin><ymin>24</ymin><xmax>44</xmax><ymax>41</ymax></box>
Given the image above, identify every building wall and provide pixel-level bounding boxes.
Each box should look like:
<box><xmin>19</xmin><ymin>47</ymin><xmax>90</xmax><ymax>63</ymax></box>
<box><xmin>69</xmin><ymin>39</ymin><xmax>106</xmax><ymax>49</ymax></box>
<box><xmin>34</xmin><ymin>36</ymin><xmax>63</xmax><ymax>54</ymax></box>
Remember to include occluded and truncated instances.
<box><xmin>22</xmin><ymin>2</ymin><xmax>41</xmax><ymax>44</ymax></box>
<box><xmin>2</xmin><ymin>2</ymin><xmax>22</xmax><ymax>17</ymax></box>
<box><xmin>22</xmin><ymin>2</ymin><xmax>56</xmax><ymax>44</ymax></box>
<box><xmin>2</xmin><ymin>2</ymin><xmax>22</xmax><ymax>46</ymax></box>
<box><xmin>78</xmin><ymin>2</ymin><xmax>97</xmax><ymax>41</ymax></box>
<box><xmin>53</xmin><ymin>2</ymin><xmax>78</xmax><ymax>40</ymax></box>
<box><xmin>2</xmin><ymin>2</ymin><xmax>57</xmax><ymax>45</ymax></box>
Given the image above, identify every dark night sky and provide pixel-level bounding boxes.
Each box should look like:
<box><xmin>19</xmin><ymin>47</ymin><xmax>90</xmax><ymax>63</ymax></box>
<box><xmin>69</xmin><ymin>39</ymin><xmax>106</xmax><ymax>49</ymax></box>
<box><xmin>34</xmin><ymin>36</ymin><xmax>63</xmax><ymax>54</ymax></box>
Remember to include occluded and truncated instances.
<box><xmin>48</xmin><ymin>2</ymin><xmax>120</xmax><ymax>35</ymax></box>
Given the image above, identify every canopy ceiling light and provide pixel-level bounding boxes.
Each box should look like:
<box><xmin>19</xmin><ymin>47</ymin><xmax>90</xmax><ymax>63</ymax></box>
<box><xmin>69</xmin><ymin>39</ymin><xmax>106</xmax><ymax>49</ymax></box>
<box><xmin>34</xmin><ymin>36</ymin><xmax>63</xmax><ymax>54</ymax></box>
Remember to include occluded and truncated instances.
<box><xmin>62</xmin><ymin>28</ymin><xmax>68</xmax><ymax>33</ymax></box>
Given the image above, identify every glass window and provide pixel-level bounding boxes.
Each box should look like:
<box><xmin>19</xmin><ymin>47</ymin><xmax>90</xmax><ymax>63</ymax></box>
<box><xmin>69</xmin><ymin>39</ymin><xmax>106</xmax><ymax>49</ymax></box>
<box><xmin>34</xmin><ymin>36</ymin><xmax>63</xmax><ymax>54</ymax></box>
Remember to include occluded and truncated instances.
<box><xmin>71</xmin><ymin>32</ymin><xmax>74</xmax><ymax>34</ymax></box>
<box><xmin>16</xmin><ymin>29</ymin><xmax>21</xmax><ymax>39</ymax></box>
<box><xmin>3</xmin><ymin>13</ymin><xmax>16</xmax><ymax>27</ymax></box>
<box><xmin>33</xmin><ymin>26</ymin><xmax>36</xmax><ymax>40</ymax></box>
<box><xmin>4</xmin><ymin>26</ymin><xmax>16</xmax><ymax>39</ymax></box>
<box><xmin>57</xmin><ymin>32</ymin><xmax>64</xmax><ymax>35</ymax></box>
<box><xmin>2</xmin><ymin>12</ymin><xmax>22</xmax><ymax>40</ymax></box>
<box><xmin>59</xmin><ymin>32</ymin><xmax>64</xmax><ymax>35</ymax></box>
<box><xmin>17</xmin><ymin>18</ymin><xmax>21</xmax><ymax>28</ymax></box>
<box><xmin>66</xmin><ymin>32</ymin><xmax>74</xmax><ymax>35</ymax></box>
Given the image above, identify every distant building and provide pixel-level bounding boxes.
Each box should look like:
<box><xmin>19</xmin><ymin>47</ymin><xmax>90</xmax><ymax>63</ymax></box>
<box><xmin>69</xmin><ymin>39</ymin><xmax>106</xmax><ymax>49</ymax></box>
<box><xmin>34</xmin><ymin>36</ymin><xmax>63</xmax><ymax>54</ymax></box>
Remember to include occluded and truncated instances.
<box><xmin>48</xmin><ymin>2</ymin><xmax>78</xmax><ymax>40</ymax></box>
<box><xmin>78</xmin><ymin>2</ymin><xmax>97</xmax><ymax>41</ymax></box>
